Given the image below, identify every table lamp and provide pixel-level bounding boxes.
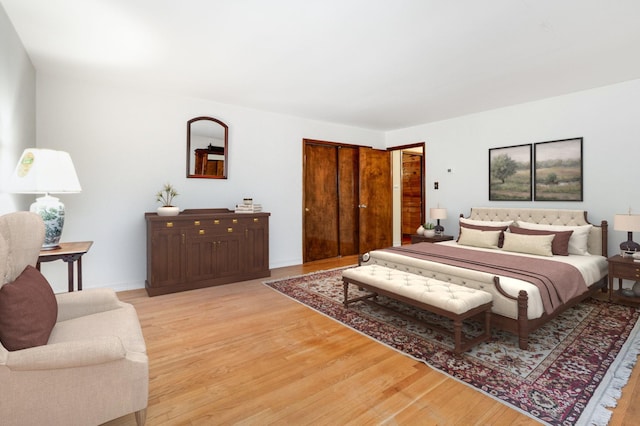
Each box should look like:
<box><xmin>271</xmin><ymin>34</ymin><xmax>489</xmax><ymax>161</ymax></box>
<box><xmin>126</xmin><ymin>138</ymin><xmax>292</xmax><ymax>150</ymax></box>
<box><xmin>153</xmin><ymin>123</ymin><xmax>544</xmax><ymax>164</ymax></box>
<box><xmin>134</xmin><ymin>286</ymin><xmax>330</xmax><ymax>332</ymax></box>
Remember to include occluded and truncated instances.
<box><xmin>613</xmin><ymin>212</ymin><xmax>640</xmax><ymax>253</ymax></box>
<box><xmin>8</xmin><ymin>148</ymin><xmax>82</xmax><ymax>250</ymax></box>
<box><xmin>430</xmin><ymin>207</ymin><xmax>447</xmax><ymax>236</ymax></box>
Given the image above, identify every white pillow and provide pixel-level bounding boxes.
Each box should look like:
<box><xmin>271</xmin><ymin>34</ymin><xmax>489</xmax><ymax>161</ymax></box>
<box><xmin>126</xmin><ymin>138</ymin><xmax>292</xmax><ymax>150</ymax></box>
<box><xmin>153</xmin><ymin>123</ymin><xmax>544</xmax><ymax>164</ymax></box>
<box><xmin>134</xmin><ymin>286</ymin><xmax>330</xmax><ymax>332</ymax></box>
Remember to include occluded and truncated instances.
<box><xmin>460</xmin><ymin>217</ymin><xmax>514</xmax><ymax>227</ymax></box>
<box><xmin>457</xmin><ymin>227</ymin><xmax>501</xmax><ymax>249</ymax></box>
<box><xmin>501</xmin><ymin>232</ymin><xmax>554</xmax><ymax>257</ymax></box>
<box><xmin>516</xmin><ymin>221</ymin><xmax>592</xmax><ymax>255</ymax></box>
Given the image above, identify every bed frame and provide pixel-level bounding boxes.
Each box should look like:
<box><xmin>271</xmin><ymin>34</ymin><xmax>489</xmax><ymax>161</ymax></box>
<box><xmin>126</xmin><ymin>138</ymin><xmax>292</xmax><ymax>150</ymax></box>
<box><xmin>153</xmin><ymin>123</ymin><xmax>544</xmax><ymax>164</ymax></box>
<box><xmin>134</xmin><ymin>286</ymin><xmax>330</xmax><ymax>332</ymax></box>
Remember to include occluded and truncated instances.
<box><xmin>362</xmin><ymin>207</ymin><xmax>608</xmax><ymax>350</ymax></box>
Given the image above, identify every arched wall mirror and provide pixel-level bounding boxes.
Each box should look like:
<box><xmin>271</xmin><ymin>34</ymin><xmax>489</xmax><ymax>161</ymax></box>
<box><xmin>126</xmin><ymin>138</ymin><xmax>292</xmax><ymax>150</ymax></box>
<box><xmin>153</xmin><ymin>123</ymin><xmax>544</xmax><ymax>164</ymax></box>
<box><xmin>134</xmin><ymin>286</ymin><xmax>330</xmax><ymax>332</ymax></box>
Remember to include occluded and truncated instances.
<box><xmin>187</xmin><ymin>116</ymin><xmax>228</xmax><ymax>179</ymax></box>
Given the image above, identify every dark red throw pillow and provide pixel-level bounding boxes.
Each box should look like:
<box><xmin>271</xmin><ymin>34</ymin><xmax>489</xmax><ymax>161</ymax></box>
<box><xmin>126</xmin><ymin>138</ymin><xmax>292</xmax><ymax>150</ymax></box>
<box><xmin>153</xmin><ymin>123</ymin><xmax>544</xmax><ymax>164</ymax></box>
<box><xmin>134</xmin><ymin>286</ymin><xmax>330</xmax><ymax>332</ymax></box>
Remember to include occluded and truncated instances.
<box><xmin>508</xmin><ymin>225</ymin><xmax>574</xmax><ymax>256</ymax></box>
<box><xmin>0</xmin><ymin>265</ymin><xmax>58</xmax><ymax>351</ymax></box>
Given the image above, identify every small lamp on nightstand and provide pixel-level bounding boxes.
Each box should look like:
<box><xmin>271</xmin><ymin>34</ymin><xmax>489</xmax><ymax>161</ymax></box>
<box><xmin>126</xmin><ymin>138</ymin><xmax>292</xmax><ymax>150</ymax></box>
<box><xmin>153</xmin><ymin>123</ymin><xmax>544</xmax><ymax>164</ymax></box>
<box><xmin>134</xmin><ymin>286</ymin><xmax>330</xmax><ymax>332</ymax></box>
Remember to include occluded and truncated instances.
<box><xmin>430</xmin><ymin>207</ymin><xmax>447</xmax><ymax>236</ymax></box>
<box><xmin>614</xmin><ymin>212</ymin><xmax>640</xmax><ymax>254</ymax></box>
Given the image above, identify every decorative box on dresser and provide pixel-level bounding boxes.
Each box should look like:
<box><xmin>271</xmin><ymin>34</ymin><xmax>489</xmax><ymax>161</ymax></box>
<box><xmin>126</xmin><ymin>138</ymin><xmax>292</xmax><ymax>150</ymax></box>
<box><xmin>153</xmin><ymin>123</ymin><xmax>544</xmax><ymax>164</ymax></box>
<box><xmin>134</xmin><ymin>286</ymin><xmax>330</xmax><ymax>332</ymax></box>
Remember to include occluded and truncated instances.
<box><xmin>145</xmin><ymin>208</ymin><xmax>270</xmax><ymax>296</ymax></box>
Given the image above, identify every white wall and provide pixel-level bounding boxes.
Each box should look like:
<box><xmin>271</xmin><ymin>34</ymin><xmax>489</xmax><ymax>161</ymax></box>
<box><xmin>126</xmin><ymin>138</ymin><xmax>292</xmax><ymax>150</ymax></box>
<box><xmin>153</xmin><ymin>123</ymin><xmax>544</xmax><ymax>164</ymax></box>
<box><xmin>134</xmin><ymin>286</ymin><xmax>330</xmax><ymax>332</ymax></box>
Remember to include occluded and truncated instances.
<box><xmin>35</xmin><ymin>73</ymin><xmax>385</xmax><ymax>292</ymax></box>
<box><xmin>386</xmin><ymin>78</ymin><xmax>640</xmax><ymax>255</ymax></box>
<box><xmin>0</xmin><ymin>5</ymin><xmax>35</xmax><ymax>214</ymax></box>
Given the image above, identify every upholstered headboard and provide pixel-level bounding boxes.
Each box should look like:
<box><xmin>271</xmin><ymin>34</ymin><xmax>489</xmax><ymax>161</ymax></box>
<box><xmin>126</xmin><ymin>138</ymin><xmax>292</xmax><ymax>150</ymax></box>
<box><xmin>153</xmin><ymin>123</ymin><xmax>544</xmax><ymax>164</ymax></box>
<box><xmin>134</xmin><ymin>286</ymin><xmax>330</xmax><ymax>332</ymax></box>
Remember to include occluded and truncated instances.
<box><xmin>466</xmin><ymin>207</ymin><xmax>608</xmax><ymax>257</ymax></box>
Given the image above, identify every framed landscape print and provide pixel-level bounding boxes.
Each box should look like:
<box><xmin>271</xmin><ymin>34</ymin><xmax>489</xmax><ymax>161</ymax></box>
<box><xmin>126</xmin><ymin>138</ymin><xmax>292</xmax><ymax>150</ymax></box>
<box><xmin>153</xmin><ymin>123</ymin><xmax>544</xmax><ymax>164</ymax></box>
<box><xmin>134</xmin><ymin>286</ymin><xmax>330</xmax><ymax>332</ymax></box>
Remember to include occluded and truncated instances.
<box><xmin>489</xmin><ymin>144</ymin><xmax>532</xmax><ymax>201</ymax></box>
<box><xmin>534</xmin><ymin>137</ymin><xmax>583</xmax><ymax>201</ymax></box>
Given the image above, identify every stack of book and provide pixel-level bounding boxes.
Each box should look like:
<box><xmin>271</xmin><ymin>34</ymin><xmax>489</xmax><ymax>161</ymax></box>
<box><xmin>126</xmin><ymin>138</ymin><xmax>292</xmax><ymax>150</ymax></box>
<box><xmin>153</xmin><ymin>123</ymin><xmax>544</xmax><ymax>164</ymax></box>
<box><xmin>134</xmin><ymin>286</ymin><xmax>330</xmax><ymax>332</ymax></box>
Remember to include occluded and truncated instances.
<box><xmin>235</xmin><ymin>202</ymin><xmax>263</xmax><ymax>213</ymax></box>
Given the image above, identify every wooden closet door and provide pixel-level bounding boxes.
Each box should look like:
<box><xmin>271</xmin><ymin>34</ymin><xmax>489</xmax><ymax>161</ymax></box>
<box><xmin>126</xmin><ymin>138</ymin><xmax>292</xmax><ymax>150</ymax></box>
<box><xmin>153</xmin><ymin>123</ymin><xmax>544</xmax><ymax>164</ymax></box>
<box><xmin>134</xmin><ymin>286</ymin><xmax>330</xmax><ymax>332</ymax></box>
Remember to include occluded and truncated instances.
<box><xmin>358</xmin><ymin>147</ymin><xmax>392</xmax><ymax>254</ymax></box>
<box><xmin>337</xmin><ymin>146</ymin><xmax>359</xmax><ymax>257</ymax></box>
<box><xmin>303</xmin><ymin>142</ymin><xmax>390</xmax><ymax>262</ymax></box>
<box><xmin>303</xmin><ymin>143</ymin><xmax>339</xmax><ymax>262</ymax></box>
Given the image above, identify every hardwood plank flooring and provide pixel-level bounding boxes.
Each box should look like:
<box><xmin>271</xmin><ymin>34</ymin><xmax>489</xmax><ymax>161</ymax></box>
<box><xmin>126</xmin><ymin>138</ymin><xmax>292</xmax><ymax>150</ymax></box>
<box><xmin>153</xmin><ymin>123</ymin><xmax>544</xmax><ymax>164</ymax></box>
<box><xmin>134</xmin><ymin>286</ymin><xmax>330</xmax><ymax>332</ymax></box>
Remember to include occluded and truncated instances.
<box><xmin>104</xmin><ymin>256</ymin><xmax>639</xmax><ymax>425</ymax></box>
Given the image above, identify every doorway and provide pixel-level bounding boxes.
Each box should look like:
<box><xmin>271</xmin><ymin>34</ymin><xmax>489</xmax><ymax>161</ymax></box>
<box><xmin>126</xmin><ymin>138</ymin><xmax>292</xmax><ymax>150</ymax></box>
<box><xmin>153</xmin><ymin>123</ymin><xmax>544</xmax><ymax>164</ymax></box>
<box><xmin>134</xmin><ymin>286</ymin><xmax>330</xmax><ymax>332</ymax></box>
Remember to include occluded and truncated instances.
<box><xmin>389</xmin><ymin>143</ymin><xmax>425</xmax><ymax>245</ymax></box>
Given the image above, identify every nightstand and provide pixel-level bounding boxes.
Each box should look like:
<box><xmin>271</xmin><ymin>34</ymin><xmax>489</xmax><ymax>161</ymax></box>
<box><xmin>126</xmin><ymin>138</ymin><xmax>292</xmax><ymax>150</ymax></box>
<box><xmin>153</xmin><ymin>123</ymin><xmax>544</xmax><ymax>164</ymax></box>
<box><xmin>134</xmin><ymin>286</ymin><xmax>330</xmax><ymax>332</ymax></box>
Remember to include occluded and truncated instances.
<box><xmin>607</xmin><ymin>255</ymin><xmax>640</xmax><ymax>305</ymax></box>
<box><xmin>410</xmin><ymin>234</ymin><xmax>454</xmax><ymax>244</ymax></box>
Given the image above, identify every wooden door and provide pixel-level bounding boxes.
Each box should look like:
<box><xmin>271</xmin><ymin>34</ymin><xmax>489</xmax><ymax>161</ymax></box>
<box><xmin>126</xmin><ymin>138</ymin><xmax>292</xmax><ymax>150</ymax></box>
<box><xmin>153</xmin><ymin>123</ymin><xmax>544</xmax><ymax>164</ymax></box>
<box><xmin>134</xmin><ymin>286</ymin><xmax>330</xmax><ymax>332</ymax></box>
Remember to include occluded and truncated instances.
<box><xmin>304</xmin><ymin>142</ymin><xmax>391</xmax><ymax>262</ymax></box>
<box><xmin>401</xmin><ymin>152</ymin><xmax>423</xmax><ymax>235</ymax></box>
<box><xmin>304</xmin><ymin>143</ymin><xmax>340</xmax><ymax>262</ymax></box>
<box><xmin>358</xmin><ymin>147</ymin><xmax>392</xmax><ymax>254</ymax></box>
<box><xmin>337</xmin><ymin>146</ymin><xmax>359</xmax><ymax>256</ymax></box>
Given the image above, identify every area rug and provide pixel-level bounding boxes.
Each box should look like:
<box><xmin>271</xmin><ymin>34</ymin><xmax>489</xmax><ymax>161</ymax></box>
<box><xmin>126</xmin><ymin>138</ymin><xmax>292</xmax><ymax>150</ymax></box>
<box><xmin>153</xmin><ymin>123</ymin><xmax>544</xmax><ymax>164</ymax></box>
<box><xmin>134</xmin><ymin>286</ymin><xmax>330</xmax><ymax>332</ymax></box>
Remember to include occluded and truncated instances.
<box><xmin>264</xmin><ymin>267</ymin><xmax>640</xmax><ymax>426</ymax></box>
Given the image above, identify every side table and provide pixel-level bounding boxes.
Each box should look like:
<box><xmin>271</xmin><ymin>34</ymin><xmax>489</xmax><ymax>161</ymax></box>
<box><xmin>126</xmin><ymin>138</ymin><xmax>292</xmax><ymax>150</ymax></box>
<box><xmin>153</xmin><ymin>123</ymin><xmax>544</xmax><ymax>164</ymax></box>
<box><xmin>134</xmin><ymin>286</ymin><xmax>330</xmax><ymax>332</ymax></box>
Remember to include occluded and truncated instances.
<box><xmin>411</xmin><ymin>234</ymin><xmax>454</xmax><ymax>244</ymax></box>
<box><xmin>37</xmin><ymin>241</ymin><xmax>93</xmax><ymax>292</ymax></box>
<box><xmin>607</xmin><ymin>255</ymin><xmax>640</xmax><ymax>305</ymax></box>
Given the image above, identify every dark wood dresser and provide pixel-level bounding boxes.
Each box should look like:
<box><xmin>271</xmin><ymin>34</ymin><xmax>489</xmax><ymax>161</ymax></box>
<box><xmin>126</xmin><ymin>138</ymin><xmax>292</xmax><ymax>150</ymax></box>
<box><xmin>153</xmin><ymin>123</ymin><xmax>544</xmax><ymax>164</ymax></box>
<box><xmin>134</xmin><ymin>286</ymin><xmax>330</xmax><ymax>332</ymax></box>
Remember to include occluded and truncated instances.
<box><xmin>145</xmin><ymin>208</ymin><xmax>270</xmax><ymax>296</ymax></box>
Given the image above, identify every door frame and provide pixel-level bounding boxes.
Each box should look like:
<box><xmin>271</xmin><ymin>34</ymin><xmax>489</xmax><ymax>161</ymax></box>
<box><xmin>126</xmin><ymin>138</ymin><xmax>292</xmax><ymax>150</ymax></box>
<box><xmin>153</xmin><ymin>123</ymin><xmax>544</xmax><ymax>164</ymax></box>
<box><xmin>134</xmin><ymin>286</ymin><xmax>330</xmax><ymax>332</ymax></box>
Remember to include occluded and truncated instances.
<box><xmin>388</xmin><ymin>142</ymin><xmax>425</xmax><ymax>246</ymax></box>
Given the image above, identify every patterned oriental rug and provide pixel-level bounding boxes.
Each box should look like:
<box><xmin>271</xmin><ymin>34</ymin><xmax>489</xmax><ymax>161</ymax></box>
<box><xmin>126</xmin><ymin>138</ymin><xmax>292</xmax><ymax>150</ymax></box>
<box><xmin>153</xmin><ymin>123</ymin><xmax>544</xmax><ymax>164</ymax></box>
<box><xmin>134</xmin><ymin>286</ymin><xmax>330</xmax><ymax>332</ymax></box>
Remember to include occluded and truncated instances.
<box><xmin>264</xmin><ymin>268</ymin><xmax>640</xmax><ymax>426</ymax></box>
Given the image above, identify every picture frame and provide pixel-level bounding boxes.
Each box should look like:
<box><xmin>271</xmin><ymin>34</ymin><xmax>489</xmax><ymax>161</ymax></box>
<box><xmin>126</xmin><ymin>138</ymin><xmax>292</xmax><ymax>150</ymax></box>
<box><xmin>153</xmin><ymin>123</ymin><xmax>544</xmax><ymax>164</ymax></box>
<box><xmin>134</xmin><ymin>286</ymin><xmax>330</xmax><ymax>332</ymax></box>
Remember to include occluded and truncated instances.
<box><xmin>489</xmin><ymin>144</ymin><xmax>532</xmax><ymax>201</ymax></box>
<box><xmin>534</xmin><ymin>137</ymin><xmax>583</xmax><ymax>201</ymax></box>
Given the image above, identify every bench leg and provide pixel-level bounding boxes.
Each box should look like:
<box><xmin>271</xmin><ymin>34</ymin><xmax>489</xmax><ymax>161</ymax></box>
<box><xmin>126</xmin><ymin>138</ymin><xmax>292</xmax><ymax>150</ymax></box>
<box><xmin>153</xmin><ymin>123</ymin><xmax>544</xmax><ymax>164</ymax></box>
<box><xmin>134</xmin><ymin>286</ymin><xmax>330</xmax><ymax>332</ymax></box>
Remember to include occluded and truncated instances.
<box><xmin>343</xmin><ymin>280</ymin><xmax>349</xmax><ymax>307</ymax></box>
<box><xmin>453</xmin><ymin>319</ymin><xmax>463</xmax><ymax>354</ymax></box>
<box><xmin>484</xmin><ymin>309</ymin><xmax>492</xmax><ymax>341</ymax></box>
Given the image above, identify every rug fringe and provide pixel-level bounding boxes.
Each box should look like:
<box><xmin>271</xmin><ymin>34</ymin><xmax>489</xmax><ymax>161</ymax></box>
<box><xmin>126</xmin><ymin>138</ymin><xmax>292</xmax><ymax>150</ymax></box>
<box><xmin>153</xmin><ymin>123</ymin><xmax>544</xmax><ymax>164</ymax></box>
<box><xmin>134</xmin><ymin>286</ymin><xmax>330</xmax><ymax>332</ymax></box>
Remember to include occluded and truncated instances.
<box><xmin>577</xmin><ymin>311</ymin><xmax>640</xmax><ymax>426</ymax></box>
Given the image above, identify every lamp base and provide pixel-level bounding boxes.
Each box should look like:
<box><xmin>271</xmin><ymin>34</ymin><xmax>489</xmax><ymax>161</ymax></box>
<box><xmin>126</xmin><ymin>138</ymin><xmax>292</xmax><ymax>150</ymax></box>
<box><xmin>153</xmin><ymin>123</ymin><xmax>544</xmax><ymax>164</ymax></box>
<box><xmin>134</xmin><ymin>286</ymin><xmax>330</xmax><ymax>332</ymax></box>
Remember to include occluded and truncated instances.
<box><xmin>30</xmin><ymin>194</ymin><xmax>65</xmax><ymax>250</ymax></box>
<box><xmin>435</xmin><ymin>221</ymin><xmax>444</xmax><ymax>236</ymax></box>
<box><xmin>620</xmin><ymin>241</ymin><xmax>640</xmax><ymax>251</ymax></box>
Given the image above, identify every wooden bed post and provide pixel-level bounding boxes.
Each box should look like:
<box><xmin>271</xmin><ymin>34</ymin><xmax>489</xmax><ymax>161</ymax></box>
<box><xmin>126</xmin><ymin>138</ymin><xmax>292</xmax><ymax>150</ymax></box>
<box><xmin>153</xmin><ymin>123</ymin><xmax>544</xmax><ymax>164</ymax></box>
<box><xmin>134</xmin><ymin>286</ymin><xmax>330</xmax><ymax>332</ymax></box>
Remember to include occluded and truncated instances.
<box><xmin>601</xmin><ymin>220</ymin><xmax>608</xmax><ymax>257</ymax></box>
<box><xmin>517</xmin><ymin>290</ymin><xmax>529</xmax><ymax>350</ymax></box>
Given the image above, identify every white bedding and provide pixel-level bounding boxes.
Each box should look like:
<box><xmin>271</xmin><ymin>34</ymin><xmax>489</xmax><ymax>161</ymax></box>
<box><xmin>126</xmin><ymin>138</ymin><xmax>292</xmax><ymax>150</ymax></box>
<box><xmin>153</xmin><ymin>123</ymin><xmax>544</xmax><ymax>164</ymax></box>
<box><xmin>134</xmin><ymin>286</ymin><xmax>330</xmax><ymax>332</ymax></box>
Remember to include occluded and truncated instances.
<box><xmin>436</xmin><ymin>240</ymin><xmax>608</xmax><ymax>318</ymax></box>
<box><xmin>366</xmin><ymin>240</ymin><xmax>608</xmax><ymax>320</ymax></box>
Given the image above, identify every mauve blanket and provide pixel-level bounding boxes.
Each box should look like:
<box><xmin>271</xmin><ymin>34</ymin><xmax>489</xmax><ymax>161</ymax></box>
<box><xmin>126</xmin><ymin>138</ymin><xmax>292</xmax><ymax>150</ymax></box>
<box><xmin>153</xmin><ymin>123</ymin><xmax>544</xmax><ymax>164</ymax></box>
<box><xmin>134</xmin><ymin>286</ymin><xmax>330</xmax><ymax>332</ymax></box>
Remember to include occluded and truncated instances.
<box><xmin>381</xmin><ymin>243</ymin><xmax>587</xmax><ymax>314</ymax></box>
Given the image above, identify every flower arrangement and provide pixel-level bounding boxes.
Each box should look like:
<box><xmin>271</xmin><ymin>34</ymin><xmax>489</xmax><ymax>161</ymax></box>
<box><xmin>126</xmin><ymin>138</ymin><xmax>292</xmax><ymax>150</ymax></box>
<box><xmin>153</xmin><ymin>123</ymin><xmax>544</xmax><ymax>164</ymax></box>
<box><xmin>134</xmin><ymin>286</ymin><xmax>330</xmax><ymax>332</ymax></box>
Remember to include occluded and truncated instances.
<box><xmin>156</xmin><ymin>183</ymin><xmax>178</xmax><ymax>207</ymax></box>
<box><xmin>423</xmin><ymin>222</ymin><xmax>435</xmax><ymax>230</ymax></box>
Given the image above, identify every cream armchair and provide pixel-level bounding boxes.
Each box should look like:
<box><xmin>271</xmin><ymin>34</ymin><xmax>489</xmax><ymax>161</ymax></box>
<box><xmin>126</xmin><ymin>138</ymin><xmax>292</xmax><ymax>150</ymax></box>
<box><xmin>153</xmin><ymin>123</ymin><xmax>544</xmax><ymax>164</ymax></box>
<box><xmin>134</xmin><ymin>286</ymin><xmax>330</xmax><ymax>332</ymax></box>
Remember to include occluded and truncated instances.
<box><xmin>0</xmin><ymin>212</ymin><xmax>148</xmax><ymax>425</ymax></box>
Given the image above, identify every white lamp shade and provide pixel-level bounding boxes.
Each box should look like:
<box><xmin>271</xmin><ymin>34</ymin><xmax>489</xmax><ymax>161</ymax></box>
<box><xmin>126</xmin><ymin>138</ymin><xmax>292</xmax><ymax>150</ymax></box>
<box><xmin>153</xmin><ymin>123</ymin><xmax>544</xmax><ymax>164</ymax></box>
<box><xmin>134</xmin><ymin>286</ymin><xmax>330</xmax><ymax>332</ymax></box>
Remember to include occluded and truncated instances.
<box><xmin>430</xmin><ymin>208</ymin><xmax>447</xmax><ymax>220</ymax></box>
<box><xmin>9</xmin><ymin>148</ymin><xmax>81</xmax><ymax>194</ymax></box>
<box><xmin>614</xmin><ymin>214</ymin><xmax>640</xmax><ymax>232</ymax></box>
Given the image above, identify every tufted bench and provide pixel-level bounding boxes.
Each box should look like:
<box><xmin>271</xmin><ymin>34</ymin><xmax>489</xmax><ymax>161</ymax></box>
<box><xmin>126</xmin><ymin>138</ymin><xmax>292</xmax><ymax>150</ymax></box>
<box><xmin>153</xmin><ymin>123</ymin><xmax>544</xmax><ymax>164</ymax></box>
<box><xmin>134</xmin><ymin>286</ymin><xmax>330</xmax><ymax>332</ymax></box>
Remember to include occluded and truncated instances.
<box><xmin>342</xmin><ymin>264</ymin><xmax>493</xmax><ymax>354</ymax></box>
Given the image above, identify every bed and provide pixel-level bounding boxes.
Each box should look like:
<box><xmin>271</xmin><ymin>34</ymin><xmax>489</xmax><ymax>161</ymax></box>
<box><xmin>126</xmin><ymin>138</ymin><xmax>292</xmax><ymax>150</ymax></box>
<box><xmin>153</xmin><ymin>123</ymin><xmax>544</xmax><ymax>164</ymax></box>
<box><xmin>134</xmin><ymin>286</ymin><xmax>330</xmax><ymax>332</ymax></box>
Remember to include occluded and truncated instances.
<box><xmin>360</xmin><ymin>207</ymin><xmax>609</xmax><ymax>349</ymax></box>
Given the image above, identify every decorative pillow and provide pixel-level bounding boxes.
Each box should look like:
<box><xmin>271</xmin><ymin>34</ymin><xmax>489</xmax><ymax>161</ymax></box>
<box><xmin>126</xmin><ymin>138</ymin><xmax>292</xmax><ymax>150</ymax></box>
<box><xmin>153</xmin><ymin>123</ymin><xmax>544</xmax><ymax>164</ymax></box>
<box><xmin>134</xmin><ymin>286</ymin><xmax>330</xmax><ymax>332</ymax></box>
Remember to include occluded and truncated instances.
<box><xmin>457</xmin><ymin>227</ymin><xmax>501</xmax><ymax>249</ymax></box>
<box><xmin>509</xmin><ymin>225</ymin><xmax>573</xmax><ymax>256</ymax></box>
<box><xmin>501</xmin><ymin>232</ymin><xmax>554</xmax><ymax>257</ymax></box>
<box><xmin>516</xmin><ymin>221</ymin><xmax>592</xmax><ymax>255</ymax></box>
<box><xmin>0</xmin><ymin>265</ymin><xmax>58</xmax><ymax>351</ymax></box>
<box><xmin>458</xmin><ymin>219</ymin><xmax>510</xmax><ymax>247</ymax></box>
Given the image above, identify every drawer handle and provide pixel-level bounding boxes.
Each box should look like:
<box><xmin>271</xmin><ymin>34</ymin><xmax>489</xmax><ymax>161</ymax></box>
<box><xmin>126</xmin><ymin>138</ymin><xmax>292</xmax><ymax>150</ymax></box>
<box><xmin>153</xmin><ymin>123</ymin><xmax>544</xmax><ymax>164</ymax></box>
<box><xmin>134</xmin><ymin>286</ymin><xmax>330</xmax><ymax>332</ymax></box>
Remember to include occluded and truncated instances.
<box><xmin>166</xmin><ymin>222</ymin><xmax>173</xmax><ymax>228</ymax></box>
<box><xmin>194</xmin><ymin>220</ymin><xmax>200</xmax><ymax>226</ymax></box>
<box><xmin>214</xmin><ymin>219</ymin><xmax>220</xmax><ymax>224</ymax></box>
<box><xmin>199</xmin><ymin>229</ymin><xmax>205</xmax><ymax>235</ymax></box>
<box><xmin>228</xmin><ymin>227</ymin><xmax>233</xmax><ymax>233</ymax></box>
<box><xmin>233</xmin><ymin>219</ymin><xmax>238</xmax><ymax>224</ymax></box>
<box><xmin>253</xmin><ymin>218</ymin><xmax>259</xmax><ymax>222</ymax></box>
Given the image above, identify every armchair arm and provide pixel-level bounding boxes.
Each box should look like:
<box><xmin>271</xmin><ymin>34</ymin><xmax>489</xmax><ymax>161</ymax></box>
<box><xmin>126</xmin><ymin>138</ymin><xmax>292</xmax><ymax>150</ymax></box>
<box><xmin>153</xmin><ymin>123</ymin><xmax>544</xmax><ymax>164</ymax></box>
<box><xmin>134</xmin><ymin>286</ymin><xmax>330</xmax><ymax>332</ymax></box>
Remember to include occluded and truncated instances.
<box><xmin>56</xmin><ymin>288</ymin><xmax>123</xmax><ymax>322</ymax></box>
<box><xmin>5</xmin><ymin>336</ymin><xmax>126</xmax><ymax>371</ymax></box>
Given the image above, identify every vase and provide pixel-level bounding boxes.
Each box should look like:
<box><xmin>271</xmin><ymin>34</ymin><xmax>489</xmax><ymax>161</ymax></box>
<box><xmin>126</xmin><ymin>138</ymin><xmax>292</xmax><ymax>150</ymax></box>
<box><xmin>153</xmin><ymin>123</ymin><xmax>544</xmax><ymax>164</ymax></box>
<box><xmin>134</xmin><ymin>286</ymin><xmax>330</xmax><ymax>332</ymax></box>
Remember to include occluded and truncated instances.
<box><xmin>157</xmin><ymin>206</ymin><xmax>179</xmax><ymax>216</ymax></box>
<box><xmin>423</xmin><ymin>229</ymin><xmax>436</xmax><ymax>237</ymax></box>
<box><xmin>416</xmin><ymin>226</ymin><xmax>425</xmax><ymax>235</ymax></box>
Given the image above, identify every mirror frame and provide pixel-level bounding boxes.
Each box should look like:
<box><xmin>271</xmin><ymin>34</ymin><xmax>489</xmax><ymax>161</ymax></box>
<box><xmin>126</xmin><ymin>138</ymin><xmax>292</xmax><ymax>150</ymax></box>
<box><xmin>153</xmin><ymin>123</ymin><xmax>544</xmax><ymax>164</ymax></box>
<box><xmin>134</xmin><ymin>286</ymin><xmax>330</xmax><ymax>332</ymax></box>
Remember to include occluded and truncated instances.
<box><xmin>186</xmin><ymin>116</ymin><xmax>229</xmax><ymax>179</ymax></box>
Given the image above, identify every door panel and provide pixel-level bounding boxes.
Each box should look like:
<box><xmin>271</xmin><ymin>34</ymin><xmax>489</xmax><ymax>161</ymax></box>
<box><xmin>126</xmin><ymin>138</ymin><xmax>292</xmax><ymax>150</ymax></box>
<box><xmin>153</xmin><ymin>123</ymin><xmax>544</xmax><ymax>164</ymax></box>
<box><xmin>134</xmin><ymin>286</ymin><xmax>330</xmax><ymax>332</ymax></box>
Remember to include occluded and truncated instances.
<box><xmin>358</xmin><ymin>147</ymin><xmax>392</xmax><ymax>254</ymax></box>
<box><xmin>337</xmin><ymin>146</ymin><xmax>358</xmax><ymax>256</ymax></box>
<box><xmin>304</xmin><ymin>144</ymin><xmax>339</xmax><ymax>262</ymax></box>
<box><xmin>402</xmin><ymin>152</ymin><xmax>423</xmax><ymax>235</ymax></box>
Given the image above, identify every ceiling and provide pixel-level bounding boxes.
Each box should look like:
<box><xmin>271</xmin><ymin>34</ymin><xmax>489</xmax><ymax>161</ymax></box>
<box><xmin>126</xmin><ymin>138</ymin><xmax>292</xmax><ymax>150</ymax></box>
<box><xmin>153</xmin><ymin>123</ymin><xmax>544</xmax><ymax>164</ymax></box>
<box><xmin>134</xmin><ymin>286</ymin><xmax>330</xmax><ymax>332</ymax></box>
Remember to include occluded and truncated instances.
<box><xmin>3</xmin><ymin>0</ymin><xmax>640</xmax><ymax>131</ymax></box>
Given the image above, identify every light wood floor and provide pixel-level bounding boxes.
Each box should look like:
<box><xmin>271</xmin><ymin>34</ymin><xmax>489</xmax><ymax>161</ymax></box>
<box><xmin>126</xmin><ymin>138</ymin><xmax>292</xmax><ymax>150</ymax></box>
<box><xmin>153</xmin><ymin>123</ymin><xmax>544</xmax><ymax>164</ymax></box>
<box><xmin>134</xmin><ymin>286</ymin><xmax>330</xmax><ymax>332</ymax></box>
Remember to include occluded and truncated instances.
<box><xmin>105</xmin><ymin>256</ymin><xmax>640</xmax><ymax>425</ymax></box>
